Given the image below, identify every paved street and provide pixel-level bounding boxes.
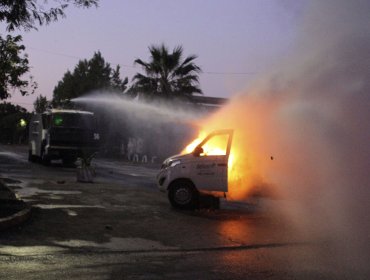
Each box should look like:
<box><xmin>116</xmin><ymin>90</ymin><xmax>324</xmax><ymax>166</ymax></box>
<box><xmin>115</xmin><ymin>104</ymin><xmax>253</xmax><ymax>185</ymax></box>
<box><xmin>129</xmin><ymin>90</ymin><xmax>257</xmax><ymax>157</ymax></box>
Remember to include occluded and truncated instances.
<box><xmin>0</xmin><ymin>145</ymin><xmax>365</xmax><ymax>279</ymax></box>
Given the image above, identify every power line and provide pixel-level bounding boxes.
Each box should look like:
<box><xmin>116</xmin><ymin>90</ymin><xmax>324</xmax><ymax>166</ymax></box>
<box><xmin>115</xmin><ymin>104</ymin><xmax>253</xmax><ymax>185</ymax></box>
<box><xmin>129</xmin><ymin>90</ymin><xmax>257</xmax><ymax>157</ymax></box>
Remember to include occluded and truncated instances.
<box><xmin>27</xmin><ymin>46</ymin><xmax>257</xmax><ymax>76</ymax></box>
<box><xmin>203</xmin><ymin>71</ymin><xmax>256</xmax><ymax>75</ymax></box>
<box><xmin>28</xmin><ymin>47</ymin><xmax>136</xmax><ymax>69</ymax></box>
<box><xmin>28</xmin><ymin>47</ymin><xmax>81</xmax><ymax>60</ymax></box>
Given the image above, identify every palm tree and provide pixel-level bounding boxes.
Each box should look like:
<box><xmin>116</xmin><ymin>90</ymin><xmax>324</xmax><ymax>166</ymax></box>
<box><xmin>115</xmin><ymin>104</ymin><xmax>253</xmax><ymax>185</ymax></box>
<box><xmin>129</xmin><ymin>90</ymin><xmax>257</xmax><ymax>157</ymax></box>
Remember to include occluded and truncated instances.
<box><xmin>131</xmin><ymin>44</ymin><xmax>202</xmax><ymax>100</ymax></box>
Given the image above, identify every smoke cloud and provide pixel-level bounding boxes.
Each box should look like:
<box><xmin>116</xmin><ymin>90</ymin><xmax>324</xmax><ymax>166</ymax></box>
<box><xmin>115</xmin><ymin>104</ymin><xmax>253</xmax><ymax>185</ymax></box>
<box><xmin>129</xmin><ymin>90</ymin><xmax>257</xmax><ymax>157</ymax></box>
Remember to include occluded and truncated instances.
<box><xmin>193</xmin><ymin>0</ymin><xmax>369</xmax><ymax>275</ymax></box>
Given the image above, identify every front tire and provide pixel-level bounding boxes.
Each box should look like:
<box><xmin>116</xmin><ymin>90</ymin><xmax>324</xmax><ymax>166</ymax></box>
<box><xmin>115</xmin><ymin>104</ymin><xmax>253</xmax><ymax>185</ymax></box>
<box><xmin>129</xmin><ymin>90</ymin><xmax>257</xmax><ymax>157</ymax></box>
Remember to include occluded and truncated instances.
<box><xmin>168</xmin><ymin>180</ymin><xmax>198</xmax><ymax>210</ymax></box>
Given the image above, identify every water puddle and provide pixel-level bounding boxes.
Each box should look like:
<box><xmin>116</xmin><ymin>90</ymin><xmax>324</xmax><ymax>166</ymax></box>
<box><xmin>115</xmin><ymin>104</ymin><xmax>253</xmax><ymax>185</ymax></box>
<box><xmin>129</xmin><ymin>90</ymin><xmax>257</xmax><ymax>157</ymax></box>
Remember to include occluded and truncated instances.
<box><xmin>0</xmin><ymin>152</ymin><xmax>27</xmax><ymax>162</ymax></box>
<box><xmin>16</xmin><ymin>187</ymin><xmax>81</xmax><ymax>198</ymax></box>
<box><xmin>49</xmin><ymin>195</ymin><xmax>63</xmax><ymax>200</ymax></box>
<box><xmin>128</xmin><ymin>173</ymin><xmax>142</xmax><ymax>177</ymax></box>
<box><xmin>54</xmin><ymin>237</ymin><xmax>176</xmax><ymax>251</ymax></box>
<box><xmin>0</xmin><ymin>177</ymin><xmax>22</xmax><ymax>184</ymax></box>
<box><xmin>1</xmin><ymin>177</ymin><xmax>82</xmax><ymax>200</ymax></box>
<box><xmin>35</xmin><ymin>204</ymin><xmax>104</xmax><ymax>209</ymax></box>
<box><xmin>0</xmin><ymin>239</ymin><xmax>176</xmax><ymax>256</ymax></box>
<box><xmin>63</xmin><ymin>209</ymin><xmax>78</xmax><ymax>216</ymax></box>
<box><xmin>0</xmin><ymin>245</ymin><xmax>66</xmax><ymax>256</ymax></box>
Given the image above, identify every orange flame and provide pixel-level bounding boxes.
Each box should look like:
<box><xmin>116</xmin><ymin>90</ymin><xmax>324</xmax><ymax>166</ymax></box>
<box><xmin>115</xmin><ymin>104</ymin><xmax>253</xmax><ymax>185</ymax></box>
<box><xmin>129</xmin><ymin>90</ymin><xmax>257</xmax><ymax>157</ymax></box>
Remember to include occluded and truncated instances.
<box><xmin>182</xmin><ymin>133</ymin><xmax>235</xmax><ymax>169</ymax></box>
<box><xmin>182</xmin><ymin>130</ymin><xmax>253</xmax><ymax>200</ymax></box>
<box><xmin>180</xmin><ymin>94</ymin><xmax>277</xmax><ymax>201</ymax></box>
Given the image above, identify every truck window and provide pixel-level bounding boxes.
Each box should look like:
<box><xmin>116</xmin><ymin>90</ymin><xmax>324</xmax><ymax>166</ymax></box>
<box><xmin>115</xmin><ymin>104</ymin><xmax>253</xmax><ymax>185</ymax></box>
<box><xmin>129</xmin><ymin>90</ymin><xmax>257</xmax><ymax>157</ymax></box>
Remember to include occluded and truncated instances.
<box><xmin>199</xmin><ymin>134</ymin><xmax>229</xmax><ymax>156</ymax></box>
<box><xmin>52</xmin><ymin>113</ymin><xmax>95</xmax><ymax>129</ymax></box>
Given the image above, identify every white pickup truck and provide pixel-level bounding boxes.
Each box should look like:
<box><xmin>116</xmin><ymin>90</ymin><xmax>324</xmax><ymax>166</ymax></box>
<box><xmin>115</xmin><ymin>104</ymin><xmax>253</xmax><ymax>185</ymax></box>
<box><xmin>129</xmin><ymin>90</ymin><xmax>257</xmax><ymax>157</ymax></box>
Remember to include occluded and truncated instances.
<box><xmin>157</xmin><ymin>129</ymin><xmax>233</xmax><ymax>209</ymax></box>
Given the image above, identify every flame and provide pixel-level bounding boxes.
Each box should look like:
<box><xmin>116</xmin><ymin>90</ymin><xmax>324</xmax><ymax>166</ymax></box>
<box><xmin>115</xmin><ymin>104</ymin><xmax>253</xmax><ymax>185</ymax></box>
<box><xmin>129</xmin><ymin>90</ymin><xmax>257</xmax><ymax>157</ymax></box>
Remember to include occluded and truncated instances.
<box><xmin>181</xmin><ymin>129</ymin><xmax>254</xmax><ymax>200</ymax></box>
<box><xmin>183</xmin><ymin>134</ymin><xmax>205</xmax><ymax>154</ymax></box>
<box><xmin>182</xmin><ymin>133</ymin><xmax>235</xmax><ymax>168</ymax></box>
<box><xmin>180</xmin><ymin>94</ymin><xmax>277</xmax><ymax>201</ymax></box>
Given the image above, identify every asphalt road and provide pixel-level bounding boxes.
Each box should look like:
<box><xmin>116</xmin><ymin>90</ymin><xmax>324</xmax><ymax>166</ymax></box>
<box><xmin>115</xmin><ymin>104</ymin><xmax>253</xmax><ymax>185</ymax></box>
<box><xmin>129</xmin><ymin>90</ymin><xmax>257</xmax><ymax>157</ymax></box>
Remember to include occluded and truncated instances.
<box><xmin>0</xmin><ymin>145</ymin><xmax>365</xmax><ymax>279</ymax></box>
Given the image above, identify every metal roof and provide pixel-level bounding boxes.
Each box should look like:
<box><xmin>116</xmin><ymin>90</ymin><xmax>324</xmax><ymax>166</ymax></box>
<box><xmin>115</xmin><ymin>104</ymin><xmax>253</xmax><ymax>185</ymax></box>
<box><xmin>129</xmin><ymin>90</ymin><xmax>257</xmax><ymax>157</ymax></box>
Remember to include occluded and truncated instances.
<box><xmin>190</xmin><ymin>96</ymin><xmax>228</xmax><ymax>105</ymax></box>
<box><xmin>48</xmin><ymin>109</ymin><xmax>94</xmax><ymax>115</ymax></box>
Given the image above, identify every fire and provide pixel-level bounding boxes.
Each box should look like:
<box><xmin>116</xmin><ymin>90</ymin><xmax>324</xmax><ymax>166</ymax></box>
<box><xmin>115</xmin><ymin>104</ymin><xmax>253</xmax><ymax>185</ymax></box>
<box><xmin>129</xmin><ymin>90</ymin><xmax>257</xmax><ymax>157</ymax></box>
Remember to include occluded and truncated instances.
<box><xmin>182</xmin><ymin>132</ymin><xmax>235</xmax><ymax>169</ymax></box>
<box><xmin>180</xmin><ymin>94</ymin><xmax>277</xmax><ymax>201</ymax></box>
<box><xmin>183</xmin><ymin>134</ymin><xmax>205</xmax><ymax>154</ymax></box>
<box><xmin>182</xmin><ymin>129</ymin><xmax>254</xmax><ymax>200</ymax></box>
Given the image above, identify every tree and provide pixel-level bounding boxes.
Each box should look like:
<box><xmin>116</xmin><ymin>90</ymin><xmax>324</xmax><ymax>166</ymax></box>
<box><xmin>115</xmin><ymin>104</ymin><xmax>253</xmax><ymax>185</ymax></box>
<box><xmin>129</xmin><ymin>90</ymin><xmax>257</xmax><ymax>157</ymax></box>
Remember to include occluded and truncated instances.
<box><xmin>0</xmin><ymin>102</ymin><xmax>30</xmax><ymax>144</ymax></box>
<box><xmin>0</xmin><ymin>0</ymin><xmax>98</xmax><ymax>100</ymax></box>
<box><xmin>0</xmin><ymin>0</ymin><xmax>98</xmax><ymax>31</ymax></box>
<box><xmin>0</xmin><ymin>34</ymin><xmax>37</xmax><ymax>100</ymax></box>
<box><xmin>33</xmin><ymin>94</ymin><xmax>49</xmax><ymax>113</ymax></box>
<box><xmin>111</xmin><ymin>65</ymin><xmax>129</xmax><ymax>93</ymax></box>
<box><xmin>52</xmin><ymin>51</ymin><xmax>128</xmax><ymax>105</ymax></box>
<box><xmin>131</xmin><ymin>44</ymin><xmax>202</xmax><ymax>101</ymax></box>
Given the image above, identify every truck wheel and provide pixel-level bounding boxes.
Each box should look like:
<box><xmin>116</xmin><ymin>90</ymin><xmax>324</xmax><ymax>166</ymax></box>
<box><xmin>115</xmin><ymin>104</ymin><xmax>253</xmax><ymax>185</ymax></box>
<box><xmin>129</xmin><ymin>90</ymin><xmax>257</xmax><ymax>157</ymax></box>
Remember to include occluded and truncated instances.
<box><xmin>168</xmin><ymin>180</ymin><xmax>198</xmax><ymax>210</ymax></box>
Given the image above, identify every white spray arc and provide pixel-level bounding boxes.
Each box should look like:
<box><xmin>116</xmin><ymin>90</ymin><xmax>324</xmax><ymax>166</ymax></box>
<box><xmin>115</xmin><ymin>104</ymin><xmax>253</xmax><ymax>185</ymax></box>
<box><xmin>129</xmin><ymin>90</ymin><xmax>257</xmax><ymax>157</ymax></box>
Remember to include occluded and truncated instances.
<box><xmin>71</xmin><ymin>93</ymin><xmax>207</xmax><ymax>160</ymax></box>
<box><xmin>72</xmin><ymin>94</ymin><xmax>205</xmax><ymax>124</ymax></box>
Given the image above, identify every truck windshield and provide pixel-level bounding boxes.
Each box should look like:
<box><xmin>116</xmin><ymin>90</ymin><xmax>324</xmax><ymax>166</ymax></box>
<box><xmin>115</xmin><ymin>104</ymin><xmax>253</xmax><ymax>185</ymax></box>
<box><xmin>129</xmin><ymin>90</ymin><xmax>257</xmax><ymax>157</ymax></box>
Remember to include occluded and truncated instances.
<box><xmin>52</xmin><ymin>113</ymin><xmax>95</xmax><ymax>129</ymax></box>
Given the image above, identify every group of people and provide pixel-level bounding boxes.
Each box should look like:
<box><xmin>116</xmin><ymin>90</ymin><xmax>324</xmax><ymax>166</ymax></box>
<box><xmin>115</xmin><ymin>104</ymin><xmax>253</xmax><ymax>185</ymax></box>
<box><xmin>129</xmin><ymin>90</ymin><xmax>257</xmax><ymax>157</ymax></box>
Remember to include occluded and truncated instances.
<box><xmin>123</xmin><ymin>137</ymin><xmax>149</xmax><ymax>163</ymax></box>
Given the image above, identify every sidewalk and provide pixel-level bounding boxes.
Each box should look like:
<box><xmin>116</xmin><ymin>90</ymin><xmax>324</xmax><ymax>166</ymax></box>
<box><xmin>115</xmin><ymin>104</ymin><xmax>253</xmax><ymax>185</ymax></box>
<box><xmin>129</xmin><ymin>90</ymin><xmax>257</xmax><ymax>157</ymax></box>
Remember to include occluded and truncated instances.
<box><xmin>0</xmin><ymin>178</ymin><xmax>32</xmax><ymax>230</ymax></box>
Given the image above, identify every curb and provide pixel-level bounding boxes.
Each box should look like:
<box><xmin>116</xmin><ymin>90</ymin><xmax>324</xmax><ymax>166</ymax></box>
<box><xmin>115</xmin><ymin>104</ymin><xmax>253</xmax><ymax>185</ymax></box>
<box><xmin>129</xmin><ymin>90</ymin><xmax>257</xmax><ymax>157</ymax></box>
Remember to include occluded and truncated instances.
<box><xmin>0</xmin><ymin>184</ymin><xmax>17</xmax><ymax>200</ymax></box>
<box><xmin>0</xmin><ymin>205</ymin><xmax>32</xmax><ymax>231</ymax></box>
<box><xmin>0</xmin><ymin>179</ymin><xmax>33</xmax><ymax>231</ymax></box>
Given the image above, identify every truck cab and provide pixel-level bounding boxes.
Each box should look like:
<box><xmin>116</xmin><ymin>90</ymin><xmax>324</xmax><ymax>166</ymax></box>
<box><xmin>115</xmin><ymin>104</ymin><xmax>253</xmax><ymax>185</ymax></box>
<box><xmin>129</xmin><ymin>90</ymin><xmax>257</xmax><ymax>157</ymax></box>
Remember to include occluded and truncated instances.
<box><xmin>157</xmin><ymin>129</ymin><xmax>233</xmax><ymax>209</ymax></box>
<box><xmin>28</xmin><ymin>109</ymin><xmax>100</xmax><ymax>165</ymax></box>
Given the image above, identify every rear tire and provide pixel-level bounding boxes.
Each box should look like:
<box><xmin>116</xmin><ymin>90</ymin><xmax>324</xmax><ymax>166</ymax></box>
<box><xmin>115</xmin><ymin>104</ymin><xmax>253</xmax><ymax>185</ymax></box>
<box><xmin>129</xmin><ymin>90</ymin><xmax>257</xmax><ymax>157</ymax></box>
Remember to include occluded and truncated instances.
<box><xmin>168</xmin><ymin>180</ymin><xmax>198</xmax><ymax>210</ymax></box>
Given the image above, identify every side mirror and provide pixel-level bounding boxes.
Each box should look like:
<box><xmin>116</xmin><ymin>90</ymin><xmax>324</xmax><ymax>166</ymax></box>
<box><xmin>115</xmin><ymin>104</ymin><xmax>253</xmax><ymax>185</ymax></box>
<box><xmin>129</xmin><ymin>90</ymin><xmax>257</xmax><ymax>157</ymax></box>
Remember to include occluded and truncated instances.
<box><xmin>193</xmin><ymin>146</ymin><xmax>204</xmax><ymax>157</ymax></box>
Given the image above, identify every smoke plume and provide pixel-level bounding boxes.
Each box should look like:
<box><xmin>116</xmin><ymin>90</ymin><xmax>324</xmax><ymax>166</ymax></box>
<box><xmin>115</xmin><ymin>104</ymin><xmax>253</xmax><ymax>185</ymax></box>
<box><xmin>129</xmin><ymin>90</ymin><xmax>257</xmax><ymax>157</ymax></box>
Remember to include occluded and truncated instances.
<box><xmin>194</xmin><ymin>0</ymin><xmax>369</xmax><ymax>274</ymax></box>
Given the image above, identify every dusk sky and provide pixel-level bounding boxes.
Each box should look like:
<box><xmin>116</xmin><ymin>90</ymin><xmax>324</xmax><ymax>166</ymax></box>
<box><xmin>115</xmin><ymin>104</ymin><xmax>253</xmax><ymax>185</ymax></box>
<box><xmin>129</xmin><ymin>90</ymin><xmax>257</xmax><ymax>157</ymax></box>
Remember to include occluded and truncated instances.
<box><xmin>6</xmin><ymin>0</ymin><xmax>306</xmax><ymax>111</ymax></box>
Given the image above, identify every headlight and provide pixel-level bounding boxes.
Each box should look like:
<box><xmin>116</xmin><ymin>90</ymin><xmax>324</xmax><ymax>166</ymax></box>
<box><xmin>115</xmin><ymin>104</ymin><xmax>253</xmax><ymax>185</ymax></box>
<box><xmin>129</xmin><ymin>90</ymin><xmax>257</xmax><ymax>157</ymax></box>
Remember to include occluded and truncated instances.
<box><xmin>169</xmin><ymin>160</ymin><xmax>181</xmax><ymax>167</ymax></box>
<box><xmin>161</xmin><ymin>159</ymin><xmax>181</xmax><ymax>169</ymax></box>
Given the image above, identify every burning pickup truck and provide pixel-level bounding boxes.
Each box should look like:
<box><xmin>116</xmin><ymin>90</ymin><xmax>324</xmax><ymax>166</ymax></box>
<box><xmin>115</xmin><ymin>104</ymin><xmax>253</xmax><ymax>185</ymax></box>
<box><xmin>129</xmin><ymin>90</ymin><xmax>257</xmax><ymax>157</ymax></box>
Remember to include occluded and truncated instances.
<box><xmin>157</xmin><ymin>129</ymin><xmax>233</xmax><ymax>209</ymax></box>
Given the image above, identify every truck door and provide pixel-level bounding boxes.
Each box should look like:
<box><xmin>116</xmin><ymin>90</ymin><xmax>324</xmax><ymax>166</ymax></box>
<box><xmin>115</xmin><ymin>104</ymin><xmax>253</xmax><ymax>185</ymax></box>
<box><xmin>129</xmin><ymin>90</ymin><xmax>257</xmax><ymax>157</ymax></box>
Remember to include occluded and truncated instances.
<box><xmin>192</xmin><ymin>129</ymin><xmax>233</xmax><ymax>192</ymax></box>
<box><xmin>29</xmin><ymin>114</ymin><xmax>43</xmax><ymax>157</ymax></box>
